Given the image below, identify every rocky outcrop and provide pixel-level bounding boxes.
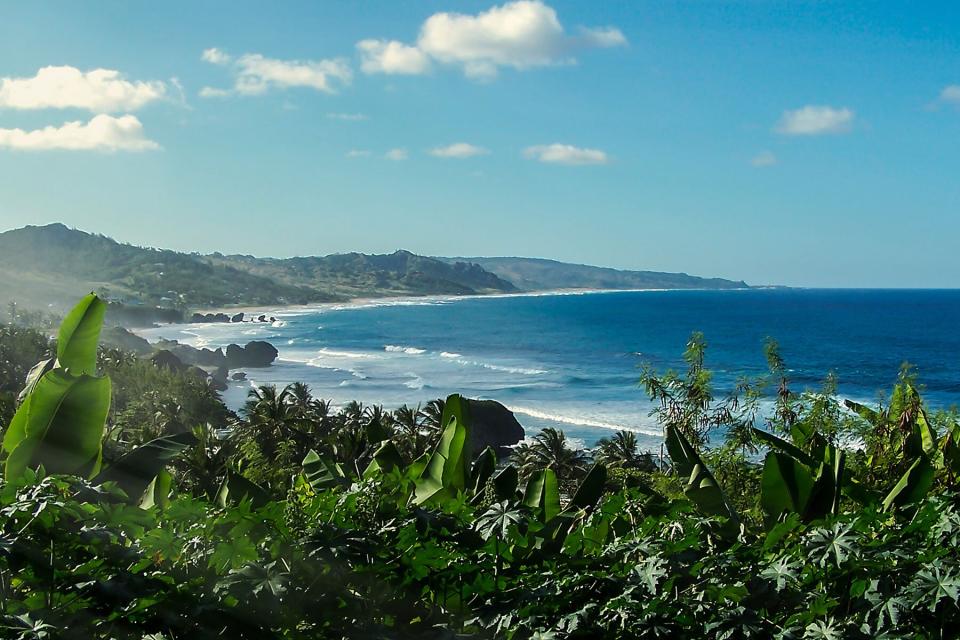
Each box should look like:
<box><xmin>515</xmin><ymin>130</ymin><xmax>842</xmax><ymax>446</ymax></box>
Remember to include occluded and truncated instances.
<box><xmin>151</xmin><ymin>350</ymin><xmax>188</xmax><ymax>373</ymax></box>
<box><xmin>100</xmin><ymin>326</ymin><xmax>153</xmax><ymax>355</ymax></box>
<box><xmin>225</xmin><ymin>341</ymin><xmax>279</xmax><ymax>368</ymax></box>
<box><xmin>190</xmin><ymin>312</ymin><xmax>232</xmax><ymax>323</ymax></box>
<box><xmin>465</xmin><ymin>399</ymin><xmax>526</xmax><ymax>458</ymax></box>
<box><xmin>231</xmin><ymin>312</ymin><xmax>244</xmax><ymax>323</ymax></box>
<box><xmin>152</xmin><ymin>339</ymin><xmax>228</xmax><ymax>369</ymax></box>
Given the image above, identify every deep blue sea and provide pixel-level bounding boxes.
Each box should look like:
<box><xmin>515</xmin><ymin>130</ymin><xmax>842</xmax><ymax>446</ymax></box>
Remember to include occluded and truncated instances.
<box><xmin>140</xmin><ymin>289</ymin><xmax>960</xmax><ymax>450</ymax></box>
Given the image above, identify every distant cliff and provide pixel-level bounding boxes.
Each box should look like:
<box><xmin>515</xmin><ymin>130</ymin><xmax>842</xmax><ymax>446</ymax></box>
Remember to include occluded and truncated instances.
<box><xmin>437</xmin><ymin>256</ymin><xmax>749</xmax><ymax>291</ymax></box>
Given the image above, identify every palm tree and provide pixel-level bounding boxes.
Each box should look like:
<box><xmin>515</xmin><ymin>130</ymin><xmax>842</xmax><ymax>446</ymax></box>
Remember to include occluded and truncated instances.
<box><xmin>288</xmin><ymin>381</ymin><xmax>313</xmax><ymax>415</ymax></box>
<box><xmin>243</xmin><ymin>384</ymin><xmax>293</xmax><ymax>427</ymax></box>
<box><xmin>237</xmin><ymin>384</ymin><xmax>311</xmax><ymax>487</ymax></box>
<box><xmin>594</xmin><ymin>430</ymin><xmax>656</xmax><ymax>471</ymax></box>
<box><xmin>391</xmin><ymin>405</ymin><xmax>425</xmax><ymax>458</ymax></box>
<box><xmin>512</xmin><ymin>427</ymin><xmax>588</xmax><ymax>488</ymax></box>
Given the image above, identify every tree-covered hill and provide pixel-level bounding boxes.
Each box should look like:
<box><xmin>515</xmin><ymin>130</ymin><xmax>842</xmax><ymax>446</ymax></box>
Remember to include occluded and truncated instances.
<box><xmin>208</xmin><ymin>249</ymin><xmax>518</xmax><ymax>299</ymax></box>
<box><xmin>0</xmin><ymin>224</ymin><xmax>751</xmax><ymax>316</ymax></box>
<box><xmin>439</xmin><ymin>255</ymin><xmax>749</xmax><ymax>291</ymax></box>
<box><xmin>0</xmin><ymin>224</ymin><xmax>517</xmax><ymax>312</ymax></box>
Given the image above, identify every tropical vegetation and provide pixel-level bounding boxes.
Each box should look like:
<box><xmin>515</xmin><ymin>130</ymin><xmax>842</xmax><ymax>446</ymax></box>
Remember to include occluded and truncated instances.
<box><xmin>0</xmin><ymin>295</ymin><xmax>958</xmax><ymax>638</ymax></box>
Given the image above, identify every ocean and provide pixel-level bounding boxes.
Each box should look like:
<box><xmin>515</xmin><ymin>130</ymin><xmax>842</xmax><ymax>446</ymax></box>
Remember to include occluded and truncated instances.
<box><xmin>139</xmin><ymin>289</ymin><xmax>960</xmax><ymax>451</ymax></box>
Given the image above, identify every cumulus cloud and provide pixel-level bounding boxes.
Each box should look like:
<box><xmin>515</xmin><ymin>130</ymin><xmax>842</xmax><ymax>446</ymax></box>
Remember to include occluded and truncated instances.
<box><xmin>384</xmin><ymin>148</ymin><xmax>409</xmax><ymax>160</ymax></box>
<box><xmin>327</xmin><ymin>112</ymin><xmax>368</xmax><ymax>121</ymax></box>
<box><xmin>429</xmin><ymin>142</ymin><xmax>489</xmax><ymax>158</ymax></box>
<box><xmin>201</xmin><ymin>48</ymin><xmax>231</xmax><ymax>65</ymax></box>
<box><xmin>939</xmin><ymin>85</ymin><xmax>960</xmax><ymax>106</ymax></box>
<box><xmin>0</xmin><ymin>114</ymin><xmax>159</xmax><ymax>151</ymax></box>
<box><xmin>776</xmin><ymin>105</ymin><xmax>854</xmax><ymax>135</ymax></box>
<box><xmin>358</xmin><ymin>0</ymin><xmax>627</xmax><ymax>79</ymax></box>
<box><xmin>357</xmin><ymin>40</ymin><xmax>431</xmax><ymax>75</ymax></box>
<box><xmin>523</xmin><ymin>143</ymin><xmax>607</xmax><ymax>165</ymax></box>
<box><xmin>751</xmin><ymin>151</ymin><xmax>777</xmax><ymax>167</ymax></box>
<box><xmin>0</xmin><ymin>66</ymin><xmax>166</xmax><ymax>112</ymax></box>
<box><xmin>201</xmin><ymin>50</ymin><xmax>352</xmax><ymax>96</ymax></box>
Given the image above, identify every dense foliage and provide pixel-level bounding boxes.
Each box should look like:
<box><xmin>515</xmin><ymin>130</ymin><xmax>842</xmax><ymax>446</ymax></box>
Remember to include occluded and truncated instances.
<box><xmin>0</xmin><ymin>296</ymin><xmax>958</xmax><ymax>639</ymax></box>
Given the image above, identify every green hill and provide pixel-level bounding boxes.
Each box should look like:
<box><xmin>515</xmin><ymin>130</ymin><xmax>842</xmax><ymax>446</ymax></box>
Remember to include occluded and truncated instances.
<box><xmin>437</xmin><ymin>256</ymin><xmax>749</xmax><ymax>291</ymax></box>
<box><xmin>0</xmin><ymin>224</ymin><xmax>749</xmax><ymax>317</ymax></box>
<box><xmin>0</xmin><ymin>224</ymin><xmax>517</xmax><ymax>313</ymax></box>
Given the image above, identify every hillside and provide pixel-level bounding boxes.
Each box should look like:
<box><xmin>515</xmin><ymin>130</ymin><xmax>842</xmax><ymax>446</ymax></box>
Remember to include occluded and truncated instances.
<box><xmin>0</xmin><ymin>224</ymin><xmax>328</xmax><ymax>312</ymax></box>
<box><xmin>0</xmin><ymin>225</ymin><xmax>749</xmax><ymax>317</ymax></box>
<box><xmin>438</xmin><ymin>256</ymin><xmax>749</xmax><ymax>291</ymax></box>
<box><xmin>0</xmin><ymin>224</ymin><xmax>516</xmax><ymax>313</ymax></box>
<box><xmin>207</xmin><ymin>250</ymin><xmax>517</xmax><ymax>299</ymax></box>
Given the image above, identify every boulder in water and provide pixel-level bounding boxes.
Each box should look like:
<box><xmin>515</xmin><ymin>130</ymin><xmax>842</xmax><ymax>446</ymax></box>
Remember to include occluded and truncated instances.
<box><xmin>465</xmin><ymin>399</ymin><xmax>525</xmax><ymax>459</ymax></box>
<box><xmin>225</xmin><ymin>341</ymin><xmax>279</xmax><ymax>368</ymax></box>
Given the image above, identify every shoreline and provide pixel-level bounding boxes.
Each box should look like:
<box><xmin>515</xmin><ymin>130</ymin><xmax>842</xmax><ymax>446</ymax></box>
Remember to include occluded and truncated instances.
<box><xmin>189</xmin><ymin>286</ymin><xmax>754</xmax><ymax>322</ymax></box>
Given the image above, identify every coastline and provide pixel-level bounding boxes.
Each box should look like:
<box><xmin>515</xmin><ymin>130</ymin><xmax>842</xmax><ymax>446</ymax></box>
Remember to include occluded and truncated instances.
<box><xmin>189</xmin><ymin>286</ymin><xmax>752</xmax><ymax>322</ymax></box>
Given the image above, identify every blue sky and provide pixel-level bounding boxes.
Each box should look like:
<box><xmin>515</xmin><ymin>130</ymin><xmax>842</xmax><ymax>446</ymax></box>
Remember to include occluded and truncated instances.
<box><xmin>0</xmin><ymin>1</ymin><xmax>958</xmax><ymax>287</ymax></box>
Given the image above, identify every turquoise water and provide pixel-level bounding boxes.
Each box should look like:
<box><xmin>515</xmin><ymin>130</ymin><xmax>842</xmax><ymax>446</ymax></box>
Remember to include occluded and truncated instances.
<box><xmin>141</xmin><ymin>289</ymin><xmax>960</xmax><ymax>450</ymax></box>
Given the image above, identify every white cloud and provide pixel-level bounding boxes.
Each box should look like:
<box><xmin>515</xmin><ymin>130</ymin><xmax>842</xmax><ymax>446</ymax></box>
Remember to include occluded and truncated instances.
<box><xmin>0</xmin><ymin>66</ymin><xmax>166</xmax><ymax>112</ymax></box>
<box><xmin>385</xmin><ymin>148</ymin><xmax>408</xmax><ymax>160</ymax></box>
<box><xmin>776</xmin><ymin>105</ymin><xmax>854</xmax><ymax>136</ymax></box>
<box><xmin>199</xmin><ymin>86</ymin><xmax>230</xmax><ymax>98</ymax></box>
<box><xmin>358</xmin><ymin>0</ymin><xmax>626</xmax><ymax>79</ymax></box>
<box><xmin>0</xmin><ymin>114</ymin><xmax>159</xmax><ymax>151</ymax></box>
<box><xmin>578</xmin><ymin>26</ymin><xmax>628</xmax><ymax>48</ymax></box>
<box><xmin>939</xmin><ymin>85</ymin><xmax>960</xmax><ymax>106</ymax></box>
<box><xmin>201</xmin><ymin>48</ymin><xmax>231</xmax><ymax>65</ymax></box>
<box><xmin>523</xmin><ymin>143</ymin><xmax>608</xmax><ymax>165</ymax></box>
<box><xmin>429</xmin><ymin>142</ymin><xmax>489</xmax><ymax>158</ymax></box>
<box><xmin>201</xmin><ymin>50</ymin><xmax>352</xmax><ymax>96</ymax></box>
<box><xmin>751</xmin><ymin>151</ymin><xmax>777</xmax><ymax>167</ymax></box>
<box><xmin>357</xmin><ymin>40</ymin><xmax>431</xmax><ymax>75</ymax></box>
<box><xmin>346</xmin><ymin>149</ymin><xmax>371</xmax><ymax>158</ymax></box>
<box><xmin>327</xmin><ymin>112</ymin><xmax>368</xmax><ymax>121</ymax></box>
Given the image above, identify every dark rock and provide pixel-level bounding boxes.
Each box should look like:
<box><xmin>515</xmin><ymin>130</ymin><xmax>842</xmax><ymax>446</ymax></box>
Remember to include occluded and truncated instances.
<box><xmin>231</xmin><ymin>371</ymin><xmax>247</xmax><ymax>381</ymax></box>
<box><xmin>152</xmin><ymin>339</ymin><xmax>228</xmax><ymax>369</ymax></box>
<box><xmin>210</xmin><ymin>366</ymin><xmax>229</xmax><ymax>391</ymax></box>
<box><xmin>187</xmin><ymin>365</ymin><xmax>209</xmax><ymax>380</ymax></box>
<box><xmin>224</xmin><ymin>341</ymin><xmax>279</xmax><ymax>368</ymax></box>
<box><xmin>257</xmin><ymin>314</ymin><xmax>267</xmax><ymax>323</ymax></box>
<box><xmin>465</xmin><ymin>399</ymin><xmax>526</xmax><ymax>459</ymax></box>
<box><xmin>100</xmin><ymin>326</ymin><xmax>152</xmax><ymax>356</ymax></box>
<box><xmin>231</xmin><ymin>312</ymin><xmax>244</xmax><ymax>323</ymax></box>
<box><xmin>190</xmin><ymin>312</ymin><xmax>232</xmax><ymax>323</ymax></box>
<box><xmin>151</xmin><ymin>350</ymin><xmax>187</xmax><ymax>373</ymax></box>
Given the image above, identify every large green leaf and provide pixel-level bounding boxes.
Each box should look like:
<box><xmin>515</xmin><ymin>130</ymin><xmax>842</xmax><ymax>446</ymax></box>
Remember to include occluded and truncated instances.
<box><xmin>469</xmin><ymin>446</ymin><xmax>498</xmax><ymax>495</ymax></box>
<box><xmin>17</xmin><ymin>358</ymin><xmax>55</xmax><ymax>405</ymax></box>
<box><xmin>140</xmin><ymin>469</ymin><xmax>173</xmax><ymax>510</ymax></box>
<box><xmin>413</xmin><ymin>395</ymin><xmax>472</xmax><ymax>505</ymax></box>
<box><xmin>760</xmin><ymin>452</ymin><xmax>814</xmax><ymax>526</ymax></box>
<box><xmin>4</xmin><ymin>370</ymin><xmax>110</xmax><ymax>479</ymax></box>
<box><xmin>362</xmin><ymin>440</ymin><xmax>404</xmax><ymax>479</ymax></box>
<box><xmin>56</xmin><ymin>293</ymin><xmax>106</xmax><ymax>376</ymax></box>
<box><xmin>751</xmin><ymin>427</ymin><xmax>817</xmax><ymax>467</ymax></box>
<box><xmin>665</xmin><ymin>425</ymin><xmax>739</xmax><ymax>530</ymax></box>
<box><xmin>882</xmin><ymin>456</ymin><xmax>935</xmax><ymax>512</ymax></box>
<box><xmin>913</xmin><ymin>408</ymin><xmax>938</xmax><ymax>458</ymax></box>
<box><xmin>523</xmin><ymin>468</ymin><xmax>561</xmax><ymax>522</ymax></box>
<box><xmin>216</xmin><ymin>469</ymin><xmax>270</xmax><ymax>508</ymax></box>
<box><xmin>570</xmin><ymin>463</ymin><xmax>608</xmax><ymax>510</ymax></box>
<box><xmin>492</xmin><ymin>464</ymin><xmax>519</xmax><ymax>501</ymax></box>
<box><xmin>95</xmin><ymin>431</ymin><xmax>197</xmax><ymax>502</ymax></box>
<box><xmin>844</xmin><ymin>399</ymin><xmax>880</xmax><ymax>424</ymax></box>
<box><xmin>440</xmin><ymin>393</ymin><xmax>470</xmax><ymax>439</ymax></box>
<box><xmin>302</xmin><ymin>449</ymin><xmax>350</xmax><ymax>491</ymax></box>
